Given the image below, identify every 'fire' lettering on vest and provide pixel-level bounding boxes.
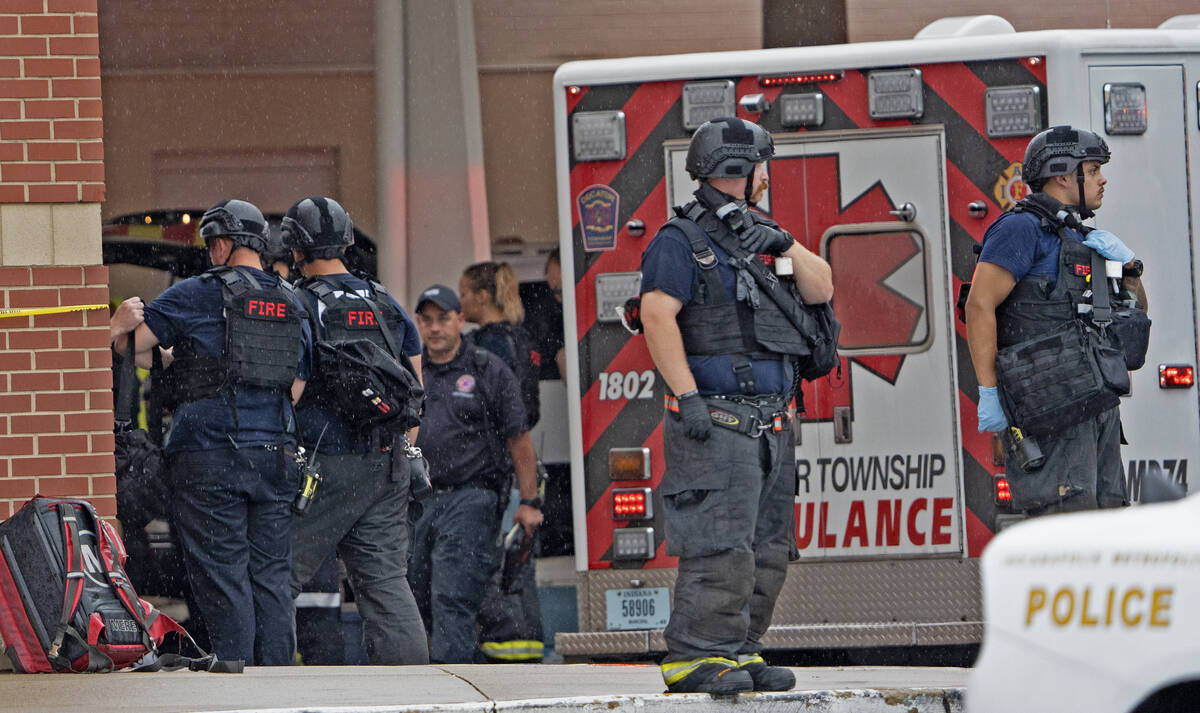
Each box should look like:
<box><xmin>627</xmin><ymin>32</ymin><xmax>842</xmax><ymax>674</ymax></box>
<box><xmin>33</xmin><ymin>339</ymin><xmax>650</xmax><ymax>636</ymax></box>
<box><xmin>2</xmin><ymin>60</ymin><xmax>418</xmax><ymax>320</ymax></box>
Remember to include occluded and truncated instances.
<box><xmin>346</xmin><ymin>310</ymin><xmax>377</xmax><ymax>327</ymax></box>
<box><xmin>246</xmin><ymin>299</ymin><xmax>287</xmax><ymax>319</ymax></box>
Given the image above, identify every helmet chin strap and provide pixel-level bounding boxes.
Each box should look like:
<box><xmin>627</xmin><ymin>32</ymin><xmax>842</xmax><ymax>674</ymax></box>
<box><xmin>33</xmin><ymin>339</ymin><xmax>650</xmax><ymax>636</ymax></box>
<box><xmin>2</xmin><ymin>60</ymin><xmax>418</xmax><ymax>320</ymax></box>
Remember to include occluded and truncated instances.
<box><xmin>1075</xmin><ymin>163</ymin><xmax>1094</xmax><ymax>220</ymax></box>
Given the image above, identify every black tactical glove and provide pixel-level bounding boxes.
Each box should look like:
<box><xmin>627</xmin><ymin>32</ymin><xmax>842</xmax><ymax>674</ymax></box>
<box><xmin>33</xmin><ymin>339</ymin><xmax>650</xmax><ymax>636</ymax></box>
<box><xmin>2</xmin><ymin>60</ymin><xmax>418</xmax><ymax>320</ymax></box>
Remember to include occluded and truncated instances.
<box><xmin>676</xmin><ymin>391</ymin><xmax>713</xmax><ymax>441</ymax></box>
<box><xmin>739</xmin><ymin>223</ymin><xmax>795</xmax><ymax>256</ymax></box>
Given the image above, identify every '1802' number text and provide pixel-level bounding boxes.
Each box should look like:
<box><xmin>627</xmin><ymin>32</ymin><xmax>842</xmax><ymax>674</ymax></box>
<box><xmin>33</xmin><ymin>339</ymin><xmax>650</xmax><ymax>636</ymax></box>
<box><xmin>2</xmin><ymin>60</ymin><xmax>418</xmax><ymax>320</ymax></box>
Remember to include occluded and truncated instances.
<box><xmin>597</xmin><ymin>370</ymin><xmax>655</xmax><ymax>401</ymax></box>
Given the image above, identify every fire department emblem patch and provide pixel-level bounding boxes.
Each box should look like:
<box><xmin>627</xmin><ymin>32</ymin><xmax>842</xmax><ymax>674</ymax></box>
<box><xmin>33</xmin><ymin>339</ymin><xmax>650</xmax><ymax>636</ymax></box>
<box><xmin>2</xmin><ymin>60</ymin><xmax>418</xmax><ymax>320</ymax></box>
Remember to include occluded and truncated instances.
<box><xmin>577</xmin><ymin>184</ymin><xmax>619</xmax><ymax>252</ymax></box>
<box><xmin>993</xmin><ymin>162</ymin><xmax>1029</xmax><ymax>211</ymax></box>
<box><xmin>455</xmin><ymin>374</ymin><xmax>476</xmax><ymax>394</ymax></box>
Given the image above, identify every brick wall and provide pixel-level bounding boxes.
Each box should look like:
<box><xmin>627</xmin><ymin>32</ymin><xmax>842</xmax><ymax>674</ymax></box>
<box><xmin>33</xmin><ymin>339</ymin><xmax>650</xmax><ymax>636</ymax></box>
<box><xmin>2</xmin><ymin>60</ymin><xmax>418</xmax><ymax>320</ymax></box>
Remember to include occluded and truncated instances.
<box><xmin>0</xmin><ymin>0</ymin><xmax>103</xmax><ymax>204</ymax></box>
<box><xmin>0</xmin><ymin>265</ymin><xmax>113</xmax><ymax>519</ymax></box>
<box><xmin>0</xmin><ymin>0</ymin><xmax>111</xmax><ymax>519</ymax></box>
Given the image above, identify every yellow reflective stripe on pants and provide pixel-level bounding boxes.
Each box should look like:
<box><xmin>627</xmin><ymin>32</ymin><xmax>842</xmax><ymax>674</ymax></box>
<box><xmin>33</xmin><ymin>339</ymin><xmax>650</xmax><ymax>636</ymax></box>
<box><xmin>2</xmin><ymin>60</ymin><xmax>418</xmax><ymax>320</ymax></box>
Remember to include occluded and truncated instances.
<box><xmin>480</xmin><ymin>640</ymin><xmax>544</xmax><ymax>661</ymax></box>
<box><xmin>737</xmin><ymin>653</ymin><xmax>764</xmax><ymax>666</ymax></box>
<box><xmin>660</xmin><ymin>657</ymin><xmax>737</xmax><ymax>685</ymax></box>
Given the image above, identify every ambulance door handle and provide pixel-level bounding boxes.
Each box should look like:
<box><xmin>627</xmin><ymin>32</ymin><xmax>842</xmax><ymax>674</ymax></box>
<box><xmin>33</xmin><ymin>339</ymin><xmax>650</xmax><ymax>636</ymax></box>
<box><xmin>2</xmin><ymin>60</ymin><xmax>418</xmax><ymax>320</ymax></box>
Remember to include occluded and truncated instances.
<box><xmin>889</xmin><ymin>202</ymin><xmax>916</xmax><ymax>222</ymax></box>
<box><xmin>833</xmin><ymin>406</ymin><xmax>852</xmax><ymax>444</ymax></box>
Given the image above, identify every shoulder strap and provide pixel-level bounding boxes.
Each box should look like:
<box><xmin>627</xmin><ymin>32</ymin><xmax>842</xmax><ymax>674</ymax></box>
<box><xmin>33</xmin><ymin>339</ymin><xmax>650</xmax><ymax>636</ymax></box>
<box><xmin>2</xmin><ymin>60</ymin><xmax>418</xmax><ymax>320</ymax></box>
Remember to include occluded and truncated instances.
<box><xmin>666</xmin><ymin>213</ymin><xmax>730</xmax><ymax>305</ymax></box>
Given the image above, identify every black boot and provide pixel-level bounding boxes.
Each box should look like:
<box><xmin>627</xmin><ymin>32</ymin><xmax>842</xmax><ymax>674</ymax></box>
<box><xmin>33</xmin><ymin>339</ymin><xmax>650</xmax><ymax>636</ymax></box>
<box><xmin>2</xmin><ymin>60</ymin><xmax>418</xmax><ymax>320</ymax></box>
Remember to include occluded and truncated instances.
<box><xmin>738</xmin><ymin>653</ymin><xmax>796</xmax><ymax>691</ymax></box>
<box><xmin>662</xmin><ymin>657</ymin><xmax>754</xmax><ymax>695</ymax></box>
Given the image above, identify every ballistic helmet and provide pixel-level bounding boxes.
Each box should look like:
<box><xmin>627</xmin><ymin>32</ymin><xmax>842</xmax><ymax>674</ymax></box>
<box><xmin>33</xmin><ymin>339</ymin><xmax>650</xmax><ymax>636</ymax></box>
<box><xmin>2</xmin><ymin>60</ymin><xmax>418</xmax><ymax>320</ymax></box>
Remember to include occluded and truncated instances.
<box><xmin>685</xmin><ymin>117</ymin><xmax>774</xmax><ymax>180</ymax></box>
<box><xmin>1022</xmin><ymin>125</ymin><xmax>1110</xmax><ymax>191</ymax></box>
<box><xmin>281</xmin><ymin>196</ymin><xmax>355</xmax><ymax>260</ymax></box>
<box><xmin>198</xmin><ymin>199</ymin><xmax>270</xmax><ymax>253</ymax></box>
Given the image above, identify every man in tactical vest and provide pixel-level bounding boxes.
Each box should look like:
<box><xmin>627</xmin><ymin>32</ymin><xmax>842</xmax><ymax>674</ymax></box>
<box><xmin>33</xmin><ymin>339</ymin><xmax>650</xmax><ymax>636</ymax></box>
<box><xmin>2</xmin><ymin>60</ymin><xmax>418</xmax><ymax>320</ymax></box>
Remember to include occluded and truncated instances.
<box><xmin>640</xmin><ymin>117</ymin><xmax>833</xmax><ymax>694</ymax></box>
<box><xmin>407</xmin><ymin>284</ymin><xmax>543</xmax><ymax>663</ymax></box>
<box><xmin>966</xmin><ymin>125</ymin><xmax>1147</xmax><ymax>516</ymax></box>
<box><xmin>112</xmin><ymin>199</ymin><xmax>312</xmax><ymax>665</ymax></box>
<box><xmin>282</xmin><ymin>195</ymin><xmax>429</xmax><ymax>665</ymax></box>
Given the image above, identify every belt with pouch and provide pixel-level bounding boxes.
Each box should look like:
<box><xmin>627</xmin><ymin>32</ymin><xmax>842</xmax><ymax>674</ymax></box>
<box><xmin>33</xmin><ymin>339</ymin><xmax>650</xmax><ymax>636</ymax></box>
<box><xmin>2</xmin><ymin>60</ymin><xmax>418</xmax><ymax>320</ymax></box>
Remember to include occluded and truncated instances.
<box><xmin>664</xmin><ymin>393</ymin><xmax>790</xmax><ymax>437</ymax></box>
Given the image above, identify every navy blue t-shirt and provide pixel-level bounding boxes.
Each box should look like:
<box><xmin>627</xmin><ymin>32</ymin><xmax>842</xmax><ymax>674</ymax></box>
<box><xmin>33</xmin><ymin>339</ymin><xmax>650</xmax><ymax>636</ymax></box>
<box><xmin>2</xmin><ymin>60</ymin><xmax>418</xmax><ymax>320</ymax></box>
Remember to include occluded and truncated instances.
<box><xmin>639</xmin><ymin>223</ymin><xmax>792</xmax><ymax>396</ymax></box>
<box><xmin>143</xmin><ymin>267</ymin><xmax>313</xmax><ymax>454</ymax></box>
<box><xmin>416</xmin><ymin>343</ymin><xmax>526</xmax><ymax>488</ymax></box>
<box><xmin>293</xmin><ymin>273</ymin><xmax>422</xmax><ymax>455</ymax></box>
<box><xmin>978</xmin><ymin>210</ymin><xmax>1087</xmax><ymax>284</ymax></box>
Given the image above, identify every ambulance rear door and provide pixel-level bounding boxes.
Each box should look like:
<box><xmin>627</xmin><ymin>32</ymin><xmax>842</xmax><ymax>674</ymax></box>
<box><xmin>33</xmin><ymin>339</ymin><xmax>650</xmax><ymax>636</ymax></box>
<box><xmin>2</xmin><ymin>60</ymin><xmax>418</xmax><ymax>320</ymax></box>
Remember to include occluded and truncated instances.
<box><xmin>666</xmin><ymin>125</ymin><xmax>967</xmax><ymax>560</ymax></box>
<box><xmin>1086</xmin><ymin>62</ymin><xmax>1200</xmax><ymax>498</ymax></box>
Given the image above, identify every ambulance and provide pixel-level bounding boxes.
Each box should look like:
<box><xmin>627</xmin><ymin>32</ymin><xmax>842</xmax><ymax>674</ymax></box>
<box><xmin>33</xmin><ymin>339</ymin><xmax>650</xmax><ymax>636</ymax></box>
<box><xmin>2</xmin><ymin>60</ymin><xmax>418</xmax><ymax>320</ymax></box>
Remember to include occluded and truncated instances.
<box><xmin>550</xmin><ymin>15</ymin><xmax>1200</xmax><ymax>659</ymax></box>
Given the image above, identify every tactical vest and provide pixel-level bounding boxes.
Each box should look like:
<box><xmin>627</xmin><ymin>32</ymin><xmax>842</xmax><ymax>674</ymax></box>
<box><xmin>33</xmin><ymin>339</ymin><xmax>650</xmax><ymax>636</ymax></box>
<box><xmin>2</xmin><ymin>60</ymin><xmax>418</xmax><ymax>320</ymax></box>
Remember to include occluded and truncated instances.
<box><xmin>304</xmin><ymin>276</ymin><xmax>407</xmax><ymax>357</ymax></box>
<box><xmin>670</xmin><ymin>200</ymin><xmax>812</xmax><ymax>393</ymax></box>
<box><xmin>169</xmin><ymin>266</ymin><xmax>304</xmax><ymax>402</ymax></box>
<box><xmin>988</xmin><ymin>195</ymin><xmax>1127</xmax><ymax>436</ymax></box>
<box><xmin>994</xmin><ymin>195</ymin><xmax>1104</xmax><ymax>347</ymax></box>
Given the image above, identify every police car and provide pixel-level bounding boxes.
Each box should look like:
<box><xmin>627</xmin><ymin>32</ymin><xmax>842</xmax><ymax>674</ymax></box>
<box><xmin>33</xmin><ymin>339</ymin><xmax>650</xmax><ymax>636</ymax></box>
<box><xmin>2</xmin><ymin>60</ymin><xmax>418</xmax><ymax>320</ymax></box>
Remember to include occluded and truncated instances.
<box><xmin>968</xmin><ymin>493</ymin><xmax>1200</xmax><ymax>712</ymax></box>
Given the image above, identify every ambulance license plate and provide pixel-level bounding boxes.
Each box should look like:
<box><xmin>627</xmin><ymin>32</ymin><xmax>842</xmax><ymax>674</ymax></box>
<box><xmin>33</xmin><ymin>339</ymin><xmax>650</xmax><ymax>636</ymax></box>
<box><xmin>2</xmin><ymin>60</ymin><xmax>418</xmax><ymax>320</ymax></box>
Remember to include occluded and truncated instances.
<box><xmin>605</xmin><ymin>587</ymin><xmax>669</xmax><ymax>631</ymax></box>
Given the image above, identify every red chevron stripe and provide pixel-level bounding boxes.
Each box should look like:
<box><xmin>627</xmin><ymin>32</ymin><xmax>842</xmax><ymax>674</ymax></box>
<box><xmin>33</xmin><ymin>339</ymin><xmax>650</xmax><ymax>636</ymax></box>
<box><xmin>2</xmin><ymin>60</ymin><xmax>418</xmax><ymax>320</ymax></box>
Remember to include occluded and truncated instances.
<box><xmin>573</xmin><ymin>177</ymin><xmax>667</xmax><ymax>340</ymax></box>
<box><xmin>946</xmin><ymin>157</ymin><xmax>997</xmax><ymax>243</ymax></box>
<box><xmin>820</xmin><ymin>69</ymin><xmax>909</xmax><ymax>130</ymax></box>
<box><xmin>581</xmin><ymin>335</ymin><xmax>656</xmax><ymax>454</ymax></box>
<box><xmin>922</xmin><ymin>63</ymin><xmax>1026</xmax><ymax>165</ymax></box>
<box><xmin>585</xmin><ymin>421</ymin><xmax>669</xmax><ymax>568</ymax></box>
<box><xmin>568</xmin><ymin>80</ymin><xmax>684</xmax><ymax>208</ymax></box>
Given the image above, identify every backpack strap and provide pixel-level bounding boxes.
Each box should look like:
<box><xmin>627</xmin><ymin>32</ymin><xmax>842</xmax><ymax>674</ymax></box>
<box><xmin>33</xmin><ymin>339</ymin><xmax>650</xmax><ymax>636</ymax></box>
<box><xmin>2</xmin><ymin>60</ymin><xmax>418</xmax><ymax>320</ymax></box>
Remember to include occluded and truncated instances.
<box><xmin>47</xmin><ymin>502</ymin><xmax>86</xmax><ymax>668</ymax></box>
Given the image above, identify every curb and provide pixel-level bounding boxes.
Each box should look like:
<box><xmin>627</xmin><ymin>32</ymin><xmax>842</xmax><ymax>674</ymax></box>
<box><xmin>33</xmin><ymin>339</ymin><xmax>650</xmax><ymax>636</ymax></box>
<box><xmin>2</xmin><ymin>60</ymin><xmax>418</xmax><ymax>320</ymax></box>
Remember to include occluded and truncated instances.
<box><xmin>198</xmin><ymin>687</ymin><xmax>964</xmax><ymax>713</ymax></box>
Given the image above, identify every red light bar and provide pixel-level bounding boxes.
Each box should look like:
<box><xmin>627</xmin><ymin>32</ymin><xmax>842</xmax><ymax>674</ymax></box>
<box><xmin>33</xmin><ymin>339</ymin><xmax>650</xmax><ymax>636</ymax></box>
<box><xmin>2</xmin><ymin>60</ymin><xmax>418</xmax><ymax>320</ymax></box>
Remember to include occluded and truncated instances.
<box><xmin>993</xmin><ymin>474</ymin><xmax>1012</xmax><ymax>505</ymax></box>
<box><xmin>612</xmin><ymin>487</ymin><xmax>653</xmax><ymax>520</ymax></box>
<box><xmin>1159</xmin><ymin>364</ymin><xmax>1194</xmax><ymax>389</ymax></box>
<box><xmin>760</xmin><ymin>71</ymin><xmax>844</xmax><ymax>87</ymax></box>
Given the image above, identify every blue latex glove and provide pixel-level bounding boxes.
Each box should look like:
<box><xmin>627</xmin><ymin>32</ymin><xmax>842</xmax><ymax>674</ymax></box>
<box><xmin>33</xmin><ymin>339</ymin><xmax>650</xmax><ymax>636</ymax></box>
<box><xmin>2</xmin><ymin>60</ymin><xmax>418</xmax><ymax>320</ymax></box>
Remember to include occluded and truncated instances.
<box><xmin>1082</xmin><ymin>229</ymin><xmax>1134</xmax><ymax>265</ymax></box>
<box><xmin>977</xmin><ymin>386</ymin><xmax>1008</xmax><ymax>433</ymax></box>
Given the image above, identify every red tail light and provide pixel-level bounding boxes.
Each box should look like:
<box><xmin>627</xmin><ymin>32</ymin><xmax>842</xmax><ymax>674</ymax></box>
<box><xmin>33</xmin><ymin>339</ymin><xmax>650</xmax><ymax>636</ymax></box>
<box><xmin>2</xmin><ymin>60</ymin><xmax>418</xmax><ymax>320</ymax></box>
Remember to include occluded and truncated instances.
<box><xmin>612</xmin><ymin>487</ymin><xmax>653</xmax><ymax>520</ymax></box>
<box><xmin>994</xmin><ymin>474</ymin><xmax>1012</xmax><ymax>505</ymax></box>
<box><xmin>1159</xmin><ymin>364</ymin><xmax>1194</xmax><ymax>389</ymax></box>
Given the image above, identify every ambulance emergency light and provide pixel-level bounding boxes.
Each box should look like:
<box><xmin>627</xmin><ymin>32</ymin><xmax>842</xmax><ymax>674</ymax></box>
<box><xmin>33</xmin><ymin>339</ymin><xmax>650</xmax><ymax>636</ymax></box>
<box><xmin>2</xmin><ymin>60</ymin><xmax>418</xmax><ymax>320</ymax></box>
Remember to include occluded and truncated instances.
<box><xmin>682</xmin><ymin>80</ymin><xmax>736</xmax><ymax>130</ymax></box>
<box><xmin>612</xmin><ymin>527</ymin><xmax>655</xmax><ymax>560</ymax></box>
<box><xmin>612</xmin><ymin>487</ymin><xmax>653</xmax><ymax>520</ymax></box>
<box><xmin>868</xmin><ymin>68</ymin><xmax>923</xmax><ymax>119</ymax></box>
<box><xmin>1103</xmin><ymin>83</ymin><xmax>1148</xmax><ymax>135</ymax></box>
<box><xmin>984</xmin><ymin>85</ymin><xmax>1041</xmax><ymax>137</ymax></box>
<box><xmin>571</xmin><ymin>110</ymin><xmax>627</xmax><ymax>162</ymax></box>
<box><xmin>609</xmin><ymin>447</ymin><xmax>651</xmax><ymax>481</ymax></box>
<box><xmin>780</xmin><ymin>93</ymin><xmax>825</xmax><ymax>128</ymax></box>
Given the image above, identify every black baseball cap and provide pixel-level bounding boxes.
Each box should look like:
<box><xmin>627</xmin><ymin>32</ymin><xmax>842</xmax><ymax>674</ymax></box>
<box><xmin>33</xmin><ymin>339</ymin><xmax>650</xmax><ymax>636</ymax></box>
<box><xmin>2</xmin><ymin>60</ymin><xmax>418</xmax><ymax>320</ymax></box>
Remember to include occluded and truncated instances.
<box><xmin>416</xmin><ymin>284</ymin><xmax>461</xmax><ymax>313</ymax></box>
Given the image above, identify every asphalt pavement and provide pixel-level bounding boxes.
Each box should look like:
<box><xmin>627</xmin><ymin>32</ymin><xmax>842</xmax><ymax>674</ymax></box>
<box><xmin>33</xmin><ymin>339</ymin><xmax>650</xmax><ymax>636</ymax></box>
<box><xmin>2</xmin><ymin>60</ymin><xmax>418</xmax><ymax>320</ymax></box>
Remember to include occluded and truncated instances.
<box><xmin>0</xmin><ymin>664</ymin><xmax>968</xmax><ymax>713</ymax></box>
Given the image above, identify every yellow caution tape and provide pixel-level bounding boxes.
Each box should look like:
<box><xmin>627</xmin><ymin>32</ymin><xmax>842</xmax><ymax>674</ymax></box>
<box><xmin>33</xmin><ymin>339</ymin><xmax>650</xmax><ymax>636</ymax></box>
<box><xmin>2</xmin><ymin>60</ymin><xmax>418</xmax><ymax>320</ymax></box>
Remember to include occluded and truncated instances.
<box><xmin>0</xmin><ymin>304</ymin><xmax>109</xmax><ymax>319</ymax></box>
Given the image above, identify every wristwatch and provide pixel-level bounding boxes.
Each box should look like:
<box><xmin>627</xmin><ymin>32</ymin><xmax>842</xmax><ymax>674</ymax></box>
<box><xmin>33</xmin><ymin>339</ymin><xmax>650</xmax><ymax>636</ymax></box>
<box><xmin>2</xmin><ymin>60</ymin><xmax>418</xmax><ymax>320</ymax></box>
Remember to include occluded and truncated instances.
<box><xmin>519</xmin><ymin>496</ymin><xmax>543</xmax><ymax>509</ymax></box>
<box><xmin>1122</xmin><ymin>259</ymin><xmax>1144</xmax><ymax>278</ymax></box>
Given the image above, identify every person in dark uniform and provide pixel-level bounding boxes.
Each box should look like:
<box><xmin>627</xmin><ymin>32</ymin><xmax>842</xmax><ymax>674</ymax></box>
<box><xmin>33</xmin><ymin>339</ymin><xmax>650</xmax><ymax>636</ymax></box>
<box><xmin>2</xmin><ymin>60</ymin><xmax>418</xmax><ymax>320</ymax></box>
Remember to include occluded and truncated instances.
<box><xmin>966</xmin><ymin>126</ymin><xmax>1146</xmax><ymax>516</ymax></box>
<box><xmin>112</xmin><ymin>199</ymin><xmax>312</xmax><ymax>666</ymax></box>
<box><xmin>282</xmin><ymin>196</ymin><xmax>429</xmax><ymax>665</ymax></box>
<box><xmin>640</xmin><ymin>118</ymin><xmax>833</xmax><ymax>694</ymax></box>
<box><xmin>407</xmin><ymin>284</ymin><xmax>543</xmax><ymax>664</ymax></box>
<box><xmin>459</xmin><ymin>260</ymin><xmax>544</xmax><ymax>663</ymax></box>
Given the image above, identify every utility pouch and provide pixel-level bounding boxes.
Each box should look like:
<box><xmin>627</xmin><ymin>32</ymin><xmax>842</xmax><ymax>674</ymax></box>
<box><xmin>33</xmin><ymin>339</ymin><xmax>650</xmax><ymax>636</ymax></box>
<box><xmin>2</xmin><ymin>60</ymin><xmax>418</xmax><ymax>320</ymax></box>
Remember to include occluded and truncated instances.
<box><xmin>1108</xmin><ymin>307</ymin><xmax>1151</xmax><ymax>371</ymax></box>
<box><xmin>995</xmin><ymin>321</ymin><xmax>1119</xmax><ymax>439</ymax></box>
<box><xmin>404</xmin><ymin>444</ymin><xmax>432</xmax><ymax>501</ymax></box>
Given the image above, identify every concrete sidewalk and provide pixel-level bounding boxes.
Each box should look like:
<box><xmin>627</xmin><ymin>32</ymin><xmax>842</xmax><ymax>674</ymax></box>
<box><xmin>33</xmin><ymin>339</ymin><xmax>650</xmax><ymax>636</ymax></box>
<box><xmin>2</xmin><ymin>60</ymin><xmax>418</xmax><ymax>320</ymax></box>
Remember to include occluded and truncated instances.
<box><xmin>0</xmin><ymin>664</ymin><xmax>967</xmax><ymax>713</ymax></box>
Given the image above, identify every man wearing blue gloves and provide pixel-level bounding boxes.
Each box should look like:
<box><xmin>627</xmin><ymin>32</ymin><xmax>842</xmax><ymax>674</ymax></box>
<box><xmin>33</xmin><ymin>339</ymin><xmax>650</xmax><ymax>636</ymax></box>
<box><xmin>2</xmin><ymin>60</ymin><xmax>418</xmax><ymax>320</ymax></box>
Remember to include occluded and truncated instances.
<box><xmin>965</xmin><ymin>125</ymin><xmax>1146</xmax><ymax>516</ymax></box>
